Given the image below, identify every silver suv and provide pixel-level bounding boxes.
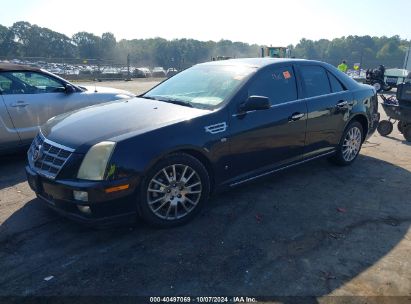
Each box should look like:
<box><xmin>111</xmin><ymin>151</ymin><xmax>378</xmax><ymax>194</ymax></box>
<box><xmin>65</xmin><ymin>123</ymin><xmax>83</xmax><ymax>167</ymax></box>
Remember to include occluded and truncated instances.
<box><xmin>0</xmin><ymin>63</ymin><xmax>135</xmax><ymax>154</ymax></box>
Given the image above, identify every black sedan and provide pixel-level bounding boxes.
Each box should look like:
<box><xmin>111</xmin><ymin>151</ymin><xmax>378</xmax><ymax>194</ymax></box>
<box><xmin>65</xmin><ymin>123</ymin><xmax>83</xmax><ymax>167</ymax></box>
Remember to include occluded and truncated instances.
<box><xmin>25</xmin><ymin>58</ymin><xmax>380</xmax><ymax>227</ymax></box>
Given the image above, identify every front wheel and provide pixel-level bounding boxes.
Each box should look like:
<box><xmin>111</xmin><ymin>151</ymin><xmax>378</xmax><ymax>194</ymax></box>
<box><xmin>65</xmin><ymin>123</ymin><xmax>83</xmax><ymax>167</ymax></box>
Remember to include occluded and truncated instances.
<box><xmin>138</xmin><ymin>153</ymin><xmax>210</xmax><ymax>227</ymax></box>
<box><xmin>330</xmin><ymin>121</ymin><xmax>363</xmax><ymax>166</ymax></box>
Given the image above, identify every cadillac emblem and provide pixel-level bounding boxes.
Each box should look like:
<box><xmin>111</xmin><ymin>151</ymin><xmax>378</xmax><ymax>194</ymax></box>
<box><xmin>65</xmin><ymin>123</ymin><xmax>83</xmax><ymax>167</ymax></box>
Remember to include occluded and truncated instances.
<box><xmin>32</xmin><ymin>145</ymin><xmax>43</xmax><ymax>162</ymax></box>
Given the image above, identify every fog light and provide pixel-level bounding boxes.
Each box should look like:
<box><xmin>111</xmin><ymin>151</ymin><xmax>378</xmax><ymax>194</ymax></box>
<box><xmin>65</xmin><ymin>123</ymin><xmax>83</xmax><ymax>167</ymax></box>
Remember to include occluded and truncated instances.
<box><xmin>77</xmin><ymin>205</ymin><xmax>91</xmax><ymax>214</ymax></box>
<box><xmin>73</xmin><ymin>190</ymin><xmax>88</xmax><ymax>202</ymax></box>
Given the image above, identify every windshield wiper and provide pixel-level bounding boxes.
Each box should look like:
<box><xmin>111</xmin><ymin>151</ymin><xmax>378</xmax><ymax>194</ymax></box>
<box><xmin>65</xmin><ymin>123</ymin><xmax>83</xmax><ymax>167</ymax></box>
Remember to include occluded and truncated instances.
<box><xmin>140</xmin><ymin>95</ymin><xmax>193</xmax><ymax>108</ymax></box>
<box><xmin>151</xmin><ymin>96</ymin><xmax>194</xmax><ymax>108</ymax></box>
<box><xmin>160</xmin><ymin>98</ymin><xmax>193</xmax><ymax>108</ymax></box>
<box><xmin>140</xmin><ymin>95</ymin><xmax>158</xmax><ymax>100</ymax></box>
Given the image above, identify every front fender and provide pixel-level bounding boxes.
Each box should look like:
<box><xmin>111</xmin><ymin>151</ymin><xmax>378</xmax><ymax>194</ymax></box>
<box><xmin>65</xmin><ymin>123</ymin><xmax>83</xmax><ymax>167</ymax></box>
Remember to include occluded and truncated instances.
<box><xmin>106</xmin><ymin>114</ymin><xmax>230</xmax><ymax>185</ymax></box>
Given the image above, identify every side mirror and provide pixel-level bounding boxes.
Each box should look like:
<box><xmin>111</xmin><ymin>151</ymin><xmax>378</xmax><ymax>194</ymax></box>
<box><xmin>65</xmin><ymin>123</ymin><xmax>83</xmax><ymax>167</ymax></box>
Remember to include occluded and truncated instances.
<box><xmin>65</xmin><ymin>84</ymin><xmax>76</xmax><ymax>94</ymax></box>
<box><xmin>239</xmin><ymin>95</ymin><xmax>271</xmax><ymax>113</ymax></box>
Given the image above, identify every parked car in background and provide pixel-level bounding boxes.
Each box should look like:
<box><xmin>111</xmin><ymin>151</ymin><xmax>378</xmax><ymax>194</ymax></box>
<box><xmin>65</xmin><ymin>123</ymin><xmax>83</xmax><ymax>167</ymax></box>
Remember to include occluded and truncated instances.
<box><xmin>166</xmin><ymin>68</ymin><xmax>178</xmax><ymax>78</ymax></box>
<box><xmin>133</xmin><ymin>67</ymin><xmax>151</xmax><ymax>78</ymax></box>
<box><xmin>0</xmin><ymin>63</ymin><xmax>135</xmax><ymax>154</ymax></box>
<box><xmin>132</xmin><ymin>68</ymin><xmax>146</xmax><ymax>78</ymax></box>
<box><xmin>140</xmin><ymin>67</ymin><xmax>152</xmax><ymax>78</ymax></box>
<box><xmin>152</xmin><ymin>67</ymin><xmax>166</xmax><ymax>77</ymax></box>
<box><xmin>25</xmin><ymin>58</ymin><xmax>379</xmax><ymax>227</ymax></box>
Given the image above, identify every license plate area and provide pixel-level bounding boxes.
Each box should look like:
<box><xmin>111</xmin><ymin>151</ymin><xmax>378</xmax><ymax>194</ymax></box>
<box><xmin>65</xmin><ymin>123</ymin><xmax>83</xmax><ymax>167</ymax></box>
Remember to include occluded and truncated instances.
<box><xmin>27</xmin><ymin>171</ymin><xmax>42</xmax><ymax>193</ymax></box>
<box><xmin>386</xmin><ymin>77</ymin><xmax>397</xmax><ymax>84</ymax></box>
<box><xmin>39</xmin><ymin>192</ymin><xmax>56</xmax><ymax>206</ymax></box>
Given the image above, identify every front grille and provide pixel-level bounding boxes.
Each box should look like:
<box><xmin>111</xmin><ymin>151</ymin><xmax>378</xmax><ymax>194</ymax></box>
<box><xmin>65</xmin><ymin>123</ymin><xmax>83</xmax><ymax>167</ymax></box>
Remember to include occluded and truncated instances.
<box><xmin>28</xmin><ymin>132</ymin><xmax>74</xmax><ymax>179</ymax></box>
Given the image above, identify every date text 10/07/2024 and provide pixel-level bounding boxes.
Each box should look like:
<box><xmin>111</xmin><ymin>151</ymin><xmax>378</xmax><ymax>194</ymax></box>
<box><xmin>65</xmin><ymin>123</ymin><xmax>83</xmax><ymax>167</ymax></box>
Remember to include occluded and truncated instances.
<box><xmin>149</xmin><ymin>296</ymin><xmax>257</xmax><ymax>303</ymax></box>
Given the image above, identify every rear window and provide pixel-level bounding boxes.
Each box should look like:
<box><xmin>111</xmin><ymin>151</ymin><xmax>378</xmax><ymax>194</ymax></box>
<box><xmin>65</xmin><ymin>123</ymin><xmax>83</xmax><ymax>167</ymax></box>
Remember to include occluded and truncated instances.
<box><xmin>300</xmin><ymin>65</ymin><xmax>331</xmax><ymax>98</ymax></box>
<box><xmin>327</xmin><ymin>71</ymin><xmax>345</xmax><ymax>93</ymax></box>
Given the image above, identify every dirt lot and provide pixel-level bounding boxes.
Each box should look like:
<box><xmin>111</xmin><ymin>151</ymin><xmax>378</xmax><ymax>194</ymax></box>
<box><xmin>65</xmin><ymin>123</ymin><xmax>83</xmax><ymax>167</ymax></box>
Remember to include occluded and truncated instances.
<box><xmin>0</xmin><ymin>80</ymin><xmax>410</xmax><ymax>299</ymax></box>
<box><xmin>76</xmin><ymin>78</ymin><xmax>165</xmax><ymax>95</ymax></box>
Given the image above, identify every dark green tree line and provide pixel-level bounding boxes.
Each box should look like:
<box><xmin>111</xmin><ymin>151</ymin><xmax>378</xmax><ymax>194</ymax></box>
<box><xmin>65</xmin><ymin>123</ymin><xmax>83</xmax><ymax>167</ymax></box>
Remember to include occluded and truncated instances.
<box><xmin>0</xmin><ymin>21</ymin><xmax>409</xmax><ymax>69</ymax></box>
<box><xmin>291</xmin><ymin>35</ymin><xmax>409</xmax><ymax>68</ymax></box>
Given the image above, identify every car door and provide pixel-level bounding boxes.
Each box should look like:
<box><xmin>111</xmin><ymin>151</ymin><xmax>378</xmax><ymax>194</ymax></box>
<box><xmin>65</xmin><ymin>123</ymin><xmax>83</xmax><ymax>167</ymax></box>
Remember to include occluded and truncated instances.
<box><xmin>227</xmin><ymin>64</ymin><xmax>307</xmax><ymax>180</ymax></box>
<box><xmin>298</xmin><ymin>64</ymin><xmax>353</xmax><ymax>158</ymax></box>
<box><xmin>0</xmin><ymin>75</ymin><xmax>21</xmax><ymax>151</ymax></box>
<box><xmin>1</xmin><ymin>71</ymin><xmax>90</xmax><ymax>144</ymax></box>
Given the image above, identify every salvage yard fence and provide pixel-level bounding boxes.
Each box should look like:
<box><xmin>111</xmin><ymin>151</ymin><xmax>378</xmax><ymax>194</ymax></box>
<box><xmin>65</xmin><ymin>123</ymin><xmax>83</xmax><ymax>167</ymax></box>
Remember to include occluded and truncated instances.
<box><xmin>0</xmin><ymin>56</ymin><xmax>146</xmax><ymax>81</ymax></box>
<box><xmin>1</xmin><ymin>53</ymin><xmax>407</xmax><ymax>82</ymax></box>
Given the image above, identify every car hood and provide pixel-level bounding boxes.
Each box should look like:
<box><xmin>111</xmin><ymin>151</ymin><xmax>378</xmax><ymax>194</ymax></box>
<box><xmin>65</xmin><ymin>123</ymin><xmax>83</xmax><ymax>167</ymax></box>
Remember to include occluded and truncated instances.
<box><xmin>81</xmin><ymin>85</ymin><xmax>135</xmax><ymax>98</ymax></box>
<box><xmin>41</xmin><ymin>97</ymin><xmax>208</xmax><ymax>152</ymax></box>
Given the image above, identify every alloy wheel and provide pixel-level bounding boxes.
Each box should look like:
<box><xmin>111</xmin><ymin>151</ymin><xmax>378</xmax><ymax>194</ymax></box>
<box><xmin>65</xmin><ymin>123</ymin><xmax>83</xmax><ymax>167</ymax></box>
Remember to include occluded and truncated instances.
<box><xmin>342</xmin><ymin>126</ymin><xmax>362</xmax><ymax>162</ymax></box>
<box><xmin>147</xmin><ymin>164</ymin><xmax>202</xmax><ymax>220</ymax></box>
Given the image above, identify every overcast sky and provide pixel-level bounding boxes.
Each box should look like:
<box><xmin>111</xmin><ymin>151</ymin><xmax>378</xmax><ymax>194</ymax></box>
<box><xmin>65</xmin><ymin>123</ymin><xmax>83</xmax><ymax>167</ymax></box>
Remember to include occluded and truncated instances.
<box><xmin>1</xmin><ymin>0</ymin><xmax>410</xmax><ymax>45</ymax></box>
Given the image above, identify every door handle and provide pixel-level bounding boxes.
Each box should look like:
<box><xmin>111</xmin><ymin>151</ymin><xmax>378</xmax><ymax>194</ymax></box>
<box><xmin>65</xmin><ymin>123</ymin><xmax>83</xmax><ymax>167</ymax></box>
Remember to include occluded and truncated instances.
<box><xmin>336</xmin><ymin>100</ymin><xmax>354</xmax><ymax>108</ymax></box>
<box><xmin>11</xmin><ymin>101</ymin><xmax>29</xmax><ymax>107</ymax></box>
<box><xmin>289</xmin><ymin>112</ymin><xmax>305</xmax><ymax>122</ymax></box>
<box><xmin>336</xmin><ymin>101</ymin><xmax>348</xmax><ymax>107</ymax></box>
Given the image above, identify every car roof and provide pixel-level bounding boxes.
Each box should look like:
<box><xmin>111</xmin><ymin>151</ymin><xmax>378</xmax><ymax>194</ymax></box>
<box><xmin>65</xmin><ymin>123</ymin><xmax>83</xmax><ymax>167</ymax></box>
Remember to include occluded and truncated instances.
<box><xmin>0</xmin><ymin>63</ymin><xmax>41</xmax><ymax>72</ymax></box>
<box><xmin>198</xmin><ymin>57</ymin><xmax>361</xmax><ymax>90</ymax></box>
<box><xmin>198</xmin><ymin>57</ymin><xmax>311</xmax><ymax>68</ymax></box>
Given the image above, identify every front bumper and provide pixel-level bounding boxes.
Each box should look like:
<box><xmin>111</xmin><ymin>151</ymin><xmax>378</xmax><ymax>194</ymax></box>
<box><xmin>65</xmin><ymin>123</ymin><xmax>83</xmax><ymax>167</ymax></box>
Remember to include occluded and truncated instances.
<box><xmin>25</xmin><ymin>165</ymin><xmax>138</xmax><ymax>225</ymax></box>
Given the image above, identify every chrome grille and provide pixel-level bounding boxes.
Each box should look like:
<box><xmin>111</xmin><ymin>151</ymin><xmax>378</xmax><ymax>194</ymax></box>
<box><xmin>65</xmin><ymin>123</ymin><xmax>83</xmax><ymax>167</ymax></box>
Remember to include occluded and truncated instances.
<box><xmin>28</xmin><ymin>132</ymin><xmax>74</xmax><ymax>179</ymax></box>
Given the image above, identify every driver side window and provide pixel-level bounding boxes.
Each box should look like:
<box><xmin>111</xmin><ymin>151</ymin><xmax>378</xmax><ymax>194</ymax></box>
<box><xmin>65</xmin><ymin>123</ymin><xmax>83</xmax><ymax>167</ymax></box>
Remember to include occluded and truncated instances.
<box><xmin>1</xmin><ymin>72</ymin><xmax>66</xmax><ymax>94</ymax></box>
<box><xmin>248</xmin><ymin>66</ymin><xmax>298</xmax><ymax>105</ymax></box>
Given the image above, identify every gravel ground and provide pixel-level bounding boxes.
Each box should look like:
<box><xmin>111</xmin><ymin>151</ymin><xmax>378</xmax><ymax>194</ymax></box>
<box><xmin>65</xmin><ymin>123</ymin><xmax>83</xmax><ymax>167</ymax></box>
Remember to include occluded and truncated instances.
<box><xmin>0</xmin><ymin>80</ymin><xmax>410</xmax><ymax>299</ymax></box>
<box><xmin>76</xmin><ymin>78</ymin><xmax>165</xmax><ymax>95</ymax></box>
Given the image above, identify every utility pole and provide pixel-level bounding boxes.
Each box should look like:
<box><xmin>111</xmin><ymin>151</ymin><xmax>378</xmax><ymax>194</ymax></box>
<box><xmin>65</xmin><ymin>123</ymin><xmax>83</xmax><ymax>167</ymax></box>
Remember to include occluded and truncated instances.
<box><xmin>404</xmin><ymin>40</ymin><xmax>411</xmax><ymax>71</ymax></box>
<box><xmin>359</xmin><ymin>49</ymin><xmax>364</xmax><ymax>77</ymax></box>
<box><xmin>127</xmin><ymin>53</ymin><xmax>131</xmax><ymax>81</ymax></box>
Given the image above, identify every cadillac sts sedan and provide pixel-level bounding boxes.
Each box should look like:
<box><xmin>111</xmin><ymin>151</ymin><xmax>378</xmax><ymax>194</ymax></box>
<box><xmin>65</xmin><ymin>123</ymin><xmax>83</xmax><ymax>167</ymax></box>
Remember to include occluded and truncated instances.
<box><xmin>25</xmin><ymin>58</ymin><xmax>379</xmax><ymax>227</ymax></box>
<box><xmin>0</xmin><ymin>63</ymin><xmax>135</xmax><ymax>154</ymax></box>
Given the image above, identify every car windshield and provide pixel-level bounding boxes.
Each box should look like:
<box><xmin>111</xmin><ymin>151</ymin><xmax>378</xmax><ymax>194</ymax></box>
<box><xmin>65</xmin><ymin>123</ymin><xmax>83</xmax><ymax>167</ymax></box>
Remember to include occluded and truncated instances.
<box><xmin>143</xmin><ymin>64</ymin><xmax>256</xmax><ymax>109</ymax></box>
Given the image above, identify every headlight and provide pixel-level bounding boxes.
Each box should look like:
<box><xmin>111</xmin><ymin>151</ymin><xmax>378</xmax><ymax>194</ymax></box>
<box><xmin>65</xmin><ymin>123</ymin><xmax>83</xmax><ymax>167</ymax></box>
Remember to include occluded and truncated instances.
<box><xmin>77</xmin><ymin>141</ymin><xmax>116</xmax><ymax>180</ymax></box>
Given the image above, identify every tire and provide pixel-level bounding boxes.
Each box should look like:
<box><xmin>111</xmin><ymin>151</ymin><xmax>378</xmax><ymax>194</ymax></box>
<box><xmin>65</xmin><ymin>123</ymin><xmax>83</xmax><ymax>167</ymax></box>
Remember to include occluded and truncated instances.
<box><xmin>404</xmin><ymin>126</ymin><xmax>411</xmax><ymax>142</ymax></box>
<box><xmin>398</xmin><ymin>121</ymin><xmax>407</xmax><ymax>134</ymax></box>
<box><xmin>138</xmin><ymin>153</ymin><xmax>210</xmax><ymax>227</ymax></box>
<box><xmin>372</xmin><ymin>81</ymin><xmax>383</xmax><ymax>92</ymax></box>
<box><xmin>330</xmin><ymin>121</ymin><xmax>364</xmax><ymax>166</ymax></box>
<box><xmin>377</xmin><ymin>120</ymin><xmax>393</xmax><ymax>136</ymax></box>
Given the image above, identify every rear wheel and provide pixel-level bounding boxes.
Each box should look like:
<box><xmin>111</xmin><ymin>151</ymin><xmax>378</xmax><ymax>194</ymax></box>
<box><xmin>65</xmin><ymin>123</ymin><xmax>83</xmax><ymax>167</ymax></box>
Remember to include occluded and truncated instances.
<box><xmin>138</xmin><ymin>153</ymin><xmax>210</xmax><ymax>227</ymax></box>
<box><xmin>404</xmin><ymin>126</ymin><xmax>411</xmax><ymax>142</ymax></box>
<box><xmin>331</xmin><ymin>121</ymin><xmax>363</xmax><ymax>166</ymax></box>
<box><xmin>398</xmin><ymin>121</ymin><xmax>407</xmax><ymax>134</ymax></box>
<box><xmin>377</xmin><ymin>120</ymin><xmax>393</xmax><ymax>136</ymax></box>
<box><xmin>372</xmin><ymin>81</ymin><xmax>383</xmax><ymax>92</ymax></box>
